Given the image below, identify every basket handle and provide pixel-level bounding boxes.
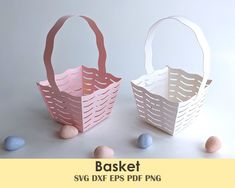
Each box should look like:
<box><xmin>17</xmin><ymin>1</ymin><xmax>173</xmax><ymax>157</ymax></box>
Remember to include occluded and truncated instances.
<box><xmin>145</xmin><ymin>16</ymin><xmax>211</xmax><ymax>96</ymax></box>
<box><xmin>43</xmin><ymin>15</ymin><xmax>106</xmax><ymax>92</ymax></box>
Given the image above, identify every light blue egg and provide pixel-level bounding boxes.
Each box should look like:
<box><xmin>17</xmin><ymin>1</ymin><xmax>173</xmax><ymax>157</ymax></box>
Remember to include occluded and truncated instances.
<box><xmin>137</xmin><ymin>133</ymin><xmax>153</xmax><ymax>149</ymax></box>
<box><xmin>4</xmin><ymin>136</ymin><xmax>25</xmax><ymax>151</ymax></box>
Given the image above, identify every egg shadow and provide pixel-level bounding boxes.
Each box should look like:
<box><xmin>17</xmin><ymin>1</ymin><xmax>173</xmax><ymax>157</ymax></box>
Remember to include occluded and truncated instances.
<box><xmin>52</xmin><ymin>131</ymin><xmax>61</xmax><ymax>140</ymax></box>
<box><xmin>0</xmin><ymin>143</ymin><xmax>6</xmax><ymax>157</ymax></box>
<box><xmin>197</xmin><ymin>141</ymin><xmax>205</xmax><ymax>153</ymax></box>
<box><xmin>129</xmin><ymin>138</ymin><xmax>138</xmax><ymax>148</ymax></box>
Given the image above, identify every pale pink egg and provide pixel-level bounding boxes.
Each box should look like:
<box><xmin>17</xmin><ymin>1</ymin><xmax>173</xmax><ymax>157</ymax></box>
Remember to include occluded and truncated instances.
<box><xmin>60</xmin><ymin>125</ymin><xmax>78</xmax><ymax>139</ymax></box>
<box><xmin>205</xmin><ymin>136</ymin><xmax>222</xmax><ymax>153</ymax></box>
<box><xmin>94</xmin><ymin>146</ymin><xmax>114</xmax><ymax>158</ymax></box>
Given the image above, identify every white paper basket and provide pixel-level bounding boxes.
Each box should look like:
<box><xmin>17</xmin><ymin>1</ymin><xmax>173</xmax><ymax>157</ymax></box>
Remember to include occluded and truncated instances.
<box><xmin>131</xmin><ymin>16</ymin><xmax>212</xmax><ymax>135</ymax></box>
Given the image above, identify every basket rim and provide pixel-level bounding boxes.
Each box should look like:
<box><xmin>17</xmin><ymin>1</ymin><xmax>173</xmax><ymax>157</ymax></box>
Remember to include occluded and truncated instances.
<box><xmin>37</xmin><ymin>65</ymin><xmax>121</xmax><ymax>99</ymax></box>
<box><xmin>131</xmin><ymin>66</ymin><xmax>212</xmax><ymax>105</ymax></box>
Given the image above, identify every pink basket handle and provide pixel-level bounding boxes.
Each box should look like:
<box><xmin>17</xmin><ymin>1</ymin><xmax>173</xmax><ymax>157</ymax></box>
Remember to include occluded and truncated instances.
<box><xmin>43</xmin><ymin>15</ymin><xmax>106</xmax><ymax>92</ymax></box>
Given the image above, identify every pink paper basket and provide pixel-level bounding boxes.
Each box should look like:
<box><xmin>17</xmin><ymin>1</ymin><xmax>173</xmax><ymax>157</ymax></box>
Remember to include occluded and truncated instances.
<box><xmin>37</xmin><ymin>15</ymin><xmax>121</xmax><ymax>133</ymax></box>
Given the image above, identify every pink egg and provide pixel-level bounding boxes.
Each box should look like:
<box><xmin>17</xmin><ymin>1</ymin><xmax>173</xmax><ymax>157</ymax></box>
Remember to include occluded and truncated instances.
<box><xmin>60</xmin><ymin>125</ymin><xmax>78</xmax><ymax>139</ymax></box>
<box><xmin>205</xmin><ymin>136</ymin><xmax>222</xmax><ymax>153</ymax></box>
<box><xmin>94</xmin><ymin>146</ymin><xmax>114</xmax><ymax>158</ymax></box>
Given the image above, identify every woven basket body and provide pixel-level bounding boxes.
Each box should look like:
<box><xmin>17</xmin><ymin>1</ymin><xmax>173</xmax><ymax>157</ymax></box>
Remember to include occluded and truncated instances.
<box><xmin>132</xmin><ymin>16</ymin><xmax>212</xmax><ymax>135</ymax></box>
<box><xmin>132</xmin><ymin>67</ymin><xmax>211</xmax><ymax>135</ymax></box>
<box><xmin>37</xmin><ymin>15</ymin><xmax>121</xmax><ymax>133</ymax></box>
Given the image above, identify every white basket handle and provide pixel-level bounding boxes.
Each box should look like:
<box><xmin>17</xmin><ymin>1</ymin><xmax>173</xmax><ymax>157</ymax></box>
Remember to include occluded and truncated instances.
<box><xmin>43</xmin><ymin>15</ymin><xmax>106</xmax><ymax>92</ymax></box>
<box><xmin>145</xmin><ymin>16</ymin><xmax>211</xmax><ymax>96</ymax></box>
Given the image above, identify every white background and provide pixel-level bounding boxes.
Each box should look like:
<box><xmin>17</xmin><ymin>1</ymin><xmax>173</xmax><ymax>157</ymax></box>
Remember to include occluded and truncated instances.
<box><xmin>0</xmin><ymin>0</ymin><xmax>234</xmax><ymax>158</ymax></box>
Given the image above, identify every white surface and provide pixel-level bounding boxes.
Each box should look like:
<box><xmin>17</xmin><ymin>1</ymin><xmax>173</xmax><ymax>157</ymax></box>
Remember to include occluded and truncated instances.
<box><xmin>0</xmin><ymin>0</ymin><xmax>235</xmax><ymax>158</ymax></box>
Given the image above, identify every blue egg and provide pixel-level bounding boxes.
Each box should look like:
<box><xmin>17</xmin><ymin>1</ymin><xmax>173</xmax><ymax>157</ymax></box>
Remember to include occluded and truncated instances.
<box><xmin>4</xmin><ymin>136</ymin><xmax>25</xmax><ymax>151</ymax></box>
<box><xmin>137</xmin><ymin>133</ymin><xmax>153</xmax><ymax>149</ymax></box>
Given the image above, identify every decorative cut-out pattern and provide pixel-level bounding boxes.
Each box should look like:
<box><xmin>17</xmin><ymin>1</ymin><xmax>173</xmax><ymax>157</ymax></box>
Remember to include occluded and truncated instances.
<box><xmin>38</xmin><ymin>66</ymin><xmax>120</xmax><ymax>132</ymax></box>
<box><xmin>132</xmin><ymin>67</ymin><xmax>211</xmax><ymax>135</ymax></box>
<box><xmin>132</xmin><ymin>16</ymin><xmax>212</xmax><ymax>135</ymax></box>
<box><xmin>37</xmin><ymin>15</ymin><xmax>121</xmax><ymax>132</ymax></box>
